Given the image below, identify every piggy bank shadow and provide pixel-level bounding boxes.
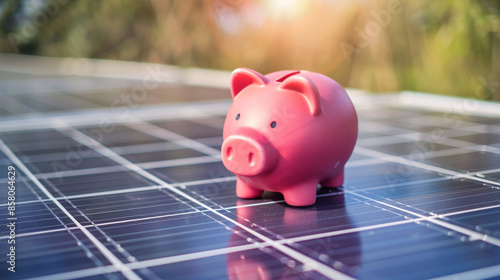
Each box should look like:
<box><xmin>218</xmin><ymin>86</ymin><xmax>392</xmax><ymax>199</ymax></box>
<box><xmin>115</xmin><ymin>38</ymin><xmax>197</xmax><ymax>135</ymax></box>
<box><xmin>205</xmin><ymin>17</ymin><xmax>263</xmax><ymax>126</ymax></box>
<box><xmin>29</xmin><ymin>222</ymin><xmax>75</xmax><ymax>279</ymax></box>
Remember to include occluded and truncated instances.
<box><xmin>226</xmin><ymin>188</ymin><xmax>362</xmax><ymax>279</ymax></box>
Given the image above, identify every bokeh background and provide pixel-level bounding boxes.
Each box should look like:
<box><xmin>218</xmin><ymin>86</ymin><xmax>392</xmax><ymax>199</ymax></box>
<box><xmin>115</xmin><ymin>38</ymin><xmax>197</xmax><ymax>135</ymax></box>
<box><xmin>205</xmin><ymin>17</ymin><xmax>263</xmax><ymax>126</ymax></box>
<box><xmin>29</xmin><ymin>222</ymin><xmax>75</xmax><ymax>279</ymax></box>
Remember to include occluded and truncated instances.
<box><xmin>0</xmin><ymin>0</ymin><xmax>499</xmax><ymax>100</ymax></box>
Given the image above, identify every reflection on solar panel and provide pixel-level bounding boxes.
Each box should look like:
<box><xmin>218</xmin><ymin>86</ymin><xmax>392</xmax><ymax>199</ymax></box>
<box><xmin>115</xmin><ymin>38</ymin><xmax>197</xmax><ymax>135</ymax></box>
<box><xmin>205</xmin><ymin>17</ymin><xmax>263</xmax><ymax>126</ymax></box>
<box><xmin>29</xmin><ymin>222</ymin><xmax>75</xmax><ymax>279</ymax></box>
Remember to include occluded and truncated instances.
<box><xmin>0</xmin><ymin>55</ymin><xmax>500</xmax><ymax>280</ymax></box>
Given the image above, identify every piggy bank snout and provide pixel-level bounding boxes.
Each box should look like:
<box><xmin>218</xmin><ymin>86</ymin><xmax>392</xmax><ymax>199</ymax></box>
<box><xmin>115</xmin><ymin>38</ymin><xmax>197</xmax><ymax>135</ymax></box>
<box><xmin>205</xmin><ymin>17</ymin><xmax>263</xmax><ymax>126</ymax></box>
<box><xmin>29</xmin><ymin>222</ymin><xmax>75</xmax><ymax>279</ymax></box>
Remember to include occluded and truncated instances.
<box><xmin>221</xmin><ymin>135</ymin><xmax>277</xmax><ymax>176</ymax></box>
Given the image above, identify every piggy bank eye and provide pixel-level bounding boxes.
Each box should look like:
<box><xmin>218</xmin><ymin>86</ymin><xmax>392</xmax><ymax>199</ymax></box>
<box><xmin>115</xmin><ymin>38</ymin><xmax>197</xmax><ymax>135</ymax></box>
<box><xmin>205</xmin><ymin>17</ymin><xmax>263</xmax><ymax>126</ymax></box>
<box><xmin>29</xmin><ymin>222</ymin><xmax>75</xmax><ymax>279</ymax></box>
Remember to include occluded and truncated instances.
<box><xmin>270</xmin><ymin>121</ymin><xmax>277</xmax><ymax>128</ymax></box>
<box><xmin>235</xmin><ymin>114</ymin><xmax>240</xmax><ymax>120</ymax></box>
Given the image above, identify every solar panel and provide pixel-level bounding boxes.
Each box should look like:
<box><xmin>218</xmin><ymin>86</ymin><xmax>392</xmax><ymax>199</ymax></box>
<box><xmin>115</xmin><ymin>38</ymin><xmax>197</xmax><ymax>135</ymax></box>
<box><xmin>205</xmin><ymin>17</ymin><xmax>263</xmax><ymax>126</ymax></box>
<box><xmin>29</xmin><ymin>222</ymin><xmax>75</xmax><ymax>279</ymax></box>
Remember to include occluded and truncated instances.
<box><xmin>0</xmin><ymin>55</ymin><xmax>500</xmax><ymax>280</ymax></box>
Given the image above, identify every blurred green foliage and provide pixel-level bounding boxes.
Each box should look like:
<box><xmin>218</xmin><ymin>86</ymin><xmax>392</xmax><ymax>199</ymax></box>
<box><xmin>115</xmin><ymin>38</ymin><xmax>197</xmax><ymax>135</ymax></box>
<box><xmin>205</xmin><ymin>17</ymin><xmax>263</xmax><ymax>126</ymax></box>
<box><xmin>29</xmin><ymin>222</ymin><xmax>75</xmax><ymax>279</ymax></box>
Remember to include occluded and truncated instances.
<box><xmin>0</xmin><ymin>0</ymin><xmax>499</xmax><ymax>100</ymax></box>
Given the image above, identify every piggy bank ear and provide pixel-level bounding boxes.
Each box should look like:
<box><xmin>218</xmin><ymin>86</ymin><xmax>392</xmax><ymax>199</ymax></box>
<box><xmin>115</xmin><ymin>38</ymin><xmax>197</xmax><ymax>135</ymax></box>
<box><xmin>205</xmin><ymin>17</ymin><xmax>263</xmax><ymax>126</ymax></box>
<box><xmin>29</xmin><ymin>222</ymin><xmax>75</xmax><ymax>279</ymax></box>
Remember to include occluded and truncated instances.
<box><xmin>231</xmin><ymin>68</ymin><xmax>268</xmax><ymax>99</ymax></box>
<box><xmin>279</xmin><ymin>76</ymin><xmax>322</xmax><ymax>116</ymax></box>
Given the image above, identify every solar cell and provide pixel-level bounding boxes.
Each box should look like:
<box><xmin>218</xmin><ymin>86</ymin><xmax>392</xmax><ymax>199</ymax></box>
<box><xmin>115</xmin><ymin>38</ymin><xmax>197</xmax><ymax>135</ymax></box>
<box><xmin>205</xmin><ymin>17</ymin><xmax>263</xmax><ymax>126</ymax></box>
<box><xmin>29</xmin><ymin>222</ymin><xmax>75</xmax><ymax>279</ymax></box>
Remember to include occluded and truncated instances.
<box><xmin>0</xmin><ymin>56</ymin><xmax>499</xmax><ymax>280</ymax></box>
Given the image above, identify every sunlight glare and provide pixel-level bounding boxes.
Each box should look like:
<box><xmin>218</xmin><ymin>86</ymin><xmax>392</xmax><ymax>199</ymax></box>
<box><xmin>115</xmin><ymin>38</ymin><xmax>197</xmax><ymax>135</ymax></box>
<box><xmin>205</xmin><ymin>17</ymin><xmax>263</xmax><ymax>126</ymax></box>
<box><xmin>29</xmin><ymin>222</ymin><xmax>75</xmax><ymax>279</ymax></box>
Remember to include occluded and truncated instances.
<box><xmin>266</xmin><ymin>0</ymin><xmax>307</xmax><ymax>20</ymax></box>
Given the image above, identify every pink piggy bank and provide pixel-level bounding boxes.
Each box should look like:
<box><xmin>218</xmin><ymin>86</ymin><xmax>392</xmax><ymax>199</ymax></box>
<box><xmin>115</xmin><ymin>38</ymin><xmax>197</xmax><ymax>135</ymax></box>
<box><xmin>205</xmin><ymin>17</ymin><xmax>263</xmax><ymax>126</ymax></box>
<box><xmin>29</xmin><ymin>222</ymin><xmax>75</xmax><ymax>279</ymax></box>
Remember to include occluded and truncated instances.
<box><xmin>221</xmin><ymin>68</ymin><xmax>358</xmax><ymax>206</ymax></box>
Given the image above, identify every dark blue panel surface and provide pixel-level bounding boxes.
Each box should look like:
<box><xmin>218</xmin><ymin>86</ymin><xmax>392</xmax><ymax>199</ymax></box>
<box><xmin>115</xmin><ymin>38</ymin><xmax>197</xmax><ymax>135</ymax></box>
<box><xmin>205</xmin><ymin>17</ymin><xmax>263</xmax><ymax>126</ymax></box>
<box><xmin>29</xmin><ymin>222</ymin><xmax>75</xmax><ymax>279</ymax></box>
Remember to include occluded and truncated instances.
<box><xmin>0</xmin><ymin>62</ymin><xmax>499</xmax><ymax>280</ymax></box>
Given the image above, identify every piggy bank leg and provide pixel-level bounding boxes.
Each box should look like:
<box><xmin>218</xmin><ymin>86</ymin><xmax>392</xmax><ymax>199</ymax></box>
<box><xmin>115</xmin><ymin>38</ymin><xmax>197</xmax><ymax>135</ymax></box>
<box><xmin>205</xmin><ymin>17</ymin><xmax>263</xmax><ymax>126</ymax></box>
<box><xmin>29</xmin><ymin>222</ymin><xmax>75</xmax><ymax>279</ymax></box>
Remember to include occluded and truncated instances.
<box><xmin>320</xmin><ymin>168</ymin><xmax>344</xmax><ymax>187</ymax></box>
<box><xmin>236</xmin><ymin>177</ymin><xmax>264</xmax><ymax>199</ymax></box>
<box><xmin>281</xmin><ymin>182</ymin><xmax>317</xmax><ymax>207</ymax></box>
